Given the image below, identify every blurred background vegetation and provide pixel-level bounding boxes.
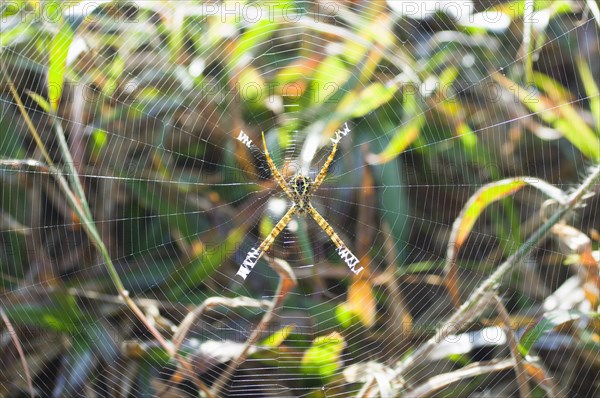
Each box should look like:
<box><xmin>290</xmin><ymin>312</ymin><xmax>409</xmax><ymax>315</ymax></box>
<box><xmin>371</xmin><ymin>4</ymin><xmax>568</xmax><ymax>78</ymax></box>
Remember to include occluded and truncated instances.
<box><xmin>1</xmin><ymin>0</ymin><xmax>600</xmax><ymax>397</ymax></box>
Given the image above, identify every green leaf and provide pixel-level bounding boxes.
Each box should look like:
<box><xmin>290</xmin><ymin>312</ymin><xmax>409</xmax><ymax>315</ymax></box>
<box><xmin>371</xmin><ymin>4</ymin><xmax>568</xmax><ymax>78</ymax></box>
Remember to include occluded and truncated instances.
<box><xmin>454</xmin><ymin>179</ymin><xmax>527</xmax><ymax>248</ymax></box>
<box><xmin>4</xmin><ymin>293</ymin><xmax>84</xmax><ymax>334</ymax></box>
<box><xmin>335</xmin><ymin>303</ymin><xmax>361</xmax><ymax>329</ymax></box>
<box><xmin>440</xmin><ymin>65</ymin><xmax>459</xmax><ymax>86</ymax></box>
<box><xmin>81</xmin><ymin>321</ymin><xmax>119</xmax><ymax>362</ymax></box>
<box><xmin>456</xmin><ymin>122</ymin><xmax>477</xmax><ymax>149</ymax></box>
<box><xmin>125</xmin><ymin>178</ymin><xmax>198</xmax><ymax>242</ymax></box>
<box><xmin>25</xmin><ymin>90</ymin><xmax>51</xmax><ymax>113</ymax></box>
<box><xmin>367</xmin><ymin>115</ymin><xmax>424</xmax><ymax>165</ymax></box>
<box><xmin>135</xmin><ymin>361</ymin><xmax>157</xmax><ymax>398</ymax></box>
<box><xmin>48</xmin><ymin>21</ymin><xmax>74</xmax><ymax>112</ymax></box>
<box><xmin>350</xmin><ymin>83</ymin><xmax>398</xmax><ymax>118</ymax></box>
<box><xmin>296</xmin><ymin>218</ymin><xmax>315</xmax><ymax>270</ymax></box>
<box><xmin>165</xmin><ymin>226</ymin><xmax>247</xmax><ymax>300</ymax></box>
<box><xmin>0</xmin><ymin>23</ymin><xmax>37</xmax><ymax>48</ymax></box>
<box><xmin>446</xmin><ymin>176</ymin><xmax>567</xmax><ymax>282</ymax></box>
<box><xmin>44</xmin><ymin>0</ymin><xmax>63</xmax><ymax>24</ymax></box>
<box><xmin>518</xmin><ymin>310</ymin><xmax>600</xmax><ymax>356</ymax></box>
<box><xmin>495</xmin><ymin>73</ymin><xmax>600</xmax><ymax>160</ymax></box>
<box><xmin>260</xmin><ymin>324</ymin><xmax>295</xmax><ymax>348</ymax></box>
<box><xmin>364</xmin><ymin>123</ymin><xmax>410</xmax><ymax>264</ymax></box>
<box><xmin>301</xmin><ymin>332</ymin><xmax>345</xmax><ymax>380</ymax></box>
<box><xmin>90</xmin><ymin>129</ymin><xmax>108</xmax><ymax>157</ymax></box>
<box><xmin>231</xmin><ymin>19</ymin><xmax>278</xmax><ymax>67</ymax></box>
<box><xmin>0</xmin><ymin>115</ymin><xmax>26</xmax><ymax>159</ymax></box>
<box><xmin>532</xmin><ymin>72</ymin><xmax>573</xmax><ymax>101</ymax></box>
<box><xmin>576</xmin><ymin>56</ymin><xmax>600</xmax><ymax>133</ymax></box>
<box><xmin>309</xmin><ymin>56</ymin><xmax>349</xmax><ymax>104</ymax></box>
<box><xmin>113</xmin><ymin>258</ymin><xmax>177</xmax><ymax>294</ymax></box>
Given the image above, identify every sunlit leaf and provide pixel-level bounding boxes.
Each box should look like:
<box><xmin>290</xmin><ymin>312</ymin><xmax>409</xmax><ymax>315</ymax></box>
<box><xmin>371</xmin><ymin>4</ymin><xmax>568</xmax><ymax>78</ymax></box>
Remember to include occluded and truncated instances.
<box><xmin>25</xmin><ymin>90</ymin><xmax>50</xmax><ymax>113</ymax></box>
<box><xmin>274</xmin><ymin>58</ymin><xmax>320</xmax><ymax>86</ymax></box>
<box><xmin>4</xmin><ymin>293</ymin><xmax>84</xmax><ymax>334</ymax></box>
<box><xmin>493</xmin><ymin>73</ymin><xmax>600</xmax><ymax>160</ymax></box>
<box><xmin>90</xmin><ymin>128</ymin><xmax>108</xmax><ymax>158</ymax></box>
<box><xmin>260</xmin><ymin>324</ymin><xmax>295</xmax><ymax>348</ymax></box>
<box><xmin>335</xmin><ymin>303</ymin><xmax>361</xmax><ymax>329</ymax></box>
<box><xmin>445</xmin><ymin>177</ymin><xmax>567</xmax><ymax>305</ymax></box>
<box><xmin>453</xmin><ymin>179</ymin><xmax>526</xmax><ymax>248</ymax></box>
<box><xmin>351</xmin><ymin>82</ymin><xmax>398</xmax><ymax>118</ymax></box>
<box><xmin>231</xmin><ymin>19</ymin><xmax>278</xmax><ymax>66</ymax></box>
<box><xmin>343</xmin><ymin>14</ymin><xmax>393</xmax><ymax>65</ymax></box>
<box><xmin>259</xmin><ymin>215</ymin><xmax>275</xmax><ymax>243</ymax></box>
<box><xmin>489</xmin><ymin>0</ymin><xmax>574</xmax><ymax>20</ymax></box>
<box><xmin>366</xmin><ymin>115</ymin><xmax>424</xmax><ymax>165</ymax></box>
<box><xmin>456</xmin><ymin>122</ymin><xmax>477</xmax><ymax>149</ymax></box>
<box><xmin>237</xmin><ymin>66</ymin><xmax>266</xmax><ymax>107</ymax></box>
<box><xmin>438</xmin><ymin>65</ymin><xmax>459</xmax><ymax>89</ymax></box>
<box><xmin>309</xmin><ymin>56</ymin><xmax>349</xmax><ymax>104</ymax></box>
<box><xmin>532</xmin><ymin>71</ymin><xmax>573</xmax><ymax>101</ymax></box>
<box><xmin>301</xmin><ymin>332</ymin><xmax>345</xmax><ymax>380</ymax></box>
<box><xmin>44</xmin><ymin>0</ymin><xmax>63</xmax><ymax>23</ymax></box>
<box><xmin>48</xmin><ymin>21</ymin><xmax>74</xmax><ymax>112</ymax></box>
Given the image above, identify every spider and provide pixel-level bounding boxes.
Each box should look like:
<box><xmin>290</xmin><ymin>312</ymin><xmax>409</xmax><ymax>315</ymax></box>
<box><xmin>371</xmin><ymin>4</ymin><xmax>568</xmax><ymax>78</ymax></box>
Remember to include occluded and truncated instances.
<box><xmin>235</xmin><ymin>125</ymin><xmax>363</xmax><ymax>280</ymax></box>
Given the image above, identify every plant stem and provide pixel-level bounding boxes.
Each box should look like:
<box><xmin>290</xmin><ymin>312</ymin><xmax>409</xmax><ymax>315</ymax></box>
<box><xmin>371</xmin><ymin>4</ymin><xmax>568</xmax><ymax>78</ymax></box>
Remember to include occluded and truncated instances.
<box><xmin>493</xmin><ymin>295</ymin><xmax>531</xmax><ymax>398</ymax></box>
<box><xmin>0</xmin><ymin>61</ymin><xmax>216</xmax><ymax>394</ymax></box>
<box><xmin>382</xmin><ymin>166</ymin><xmax>600</xmax><ymax>396</ymax></box>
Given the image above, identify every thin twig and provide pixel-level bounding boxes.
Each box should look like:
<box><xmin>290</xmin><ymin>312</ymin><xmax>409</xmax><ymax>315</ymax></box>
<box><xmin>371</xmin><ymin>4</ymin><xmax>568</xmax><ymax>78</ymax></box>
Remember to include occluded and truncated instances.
<box><xmin>0</xmin><ymin>68</ymin><xmax>172</xmax><ymax>348</ymax></box>
<box><xmin>2</xmin><ymin>164</ymin><xmax>215</xmax><ymax>398</ymax></box>
<box><xmin>0</xmin><ymin>307</ymin><xmax>35</xmax><ymax>398</ymax></box>
<box><xmin>57</xmin><ymin>286</ymin><xmax>186</xmax><ymax>311</ymax></box>
<box><xmin>525</xmin><ymin>362</ymin><xmax>564</xmax><ymax>398</ymax></box>
<box><xmin>2</xmin><ymin>51</ymin><xmax>92</xmax><ymax>221</ymax></box>
<box><xmin>0</xmin><ymin>62</ymin><xmax>53</xmax><ymax>166</ymax></box>
<box><xmin>0</xmin><ymin>63</ymin><xmax>215</xmax><ymax>395</ymax></box>
<box><xmin>50</xmin><ymin>118</ymin><xmax>94</xmax><ymax>221</ymax></box>
<box><xmin>155</xmin><ymin>297</ymin><xmax>269</xmax><ymax>398</ymax></box>
<box><xmin>404</xmin><ymin>359</ymin><xmax>515</xmax><ymax>398</ymax></box>
<box><xmin>492</xmin><ymin>295</ymin><xmax>531</xmax><ymax>398</ymax></box>
<box><xmin>359</xmin><ymin>291</ymin><xmax>497</xmax><ymax>397</ymax></box>
<box><xmin>173</xmin><ymin>296</ymin><xmax>270</xmax><ymax>350</ymax></box>
<box><xmin>366</xmin><ymin>166</ymin><xmax>600</xmax><ymax>397</ymax></box>
<box><xmin>356</xmin><ymin>376</ymin><xmax>376</xmax><ymax>398</ymax></box>
<box><xmin>211</xmin><ymin>257</ymin><xmax>297</xmax><ymax>396</ymax></box>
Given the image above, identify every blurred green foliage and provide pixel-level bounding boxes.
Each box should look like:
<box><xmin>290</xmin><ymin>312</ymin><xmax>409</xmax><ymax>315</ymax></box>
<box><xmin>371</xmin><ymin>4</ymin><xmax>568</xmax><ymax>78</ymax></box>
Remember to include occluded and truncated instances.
<box><xmin>0</xmin><ymin>1</ymin><xmax>599</xmax><ymax>396</ymax></box>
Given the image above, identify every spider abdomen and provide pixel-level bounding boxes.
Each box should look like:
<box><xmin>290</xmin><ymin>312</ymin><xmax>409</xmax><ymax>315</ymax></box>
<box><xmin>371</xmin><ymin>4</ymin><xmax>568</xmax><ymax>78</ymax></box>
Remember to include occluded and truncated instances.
<box><xmin>290</xmin><ymin>175</ymin><xmax>312</xmax><ymax>215</ymax></box>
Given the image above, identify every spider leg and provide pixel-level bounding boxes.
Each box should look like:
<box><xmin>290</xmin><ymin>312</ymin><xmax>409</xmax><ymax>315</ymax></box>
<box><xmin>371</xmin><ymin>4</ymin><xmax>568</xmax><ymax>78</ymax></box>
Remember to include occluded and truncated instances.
<box><xmin>236</xmin><ymin>205</ymin><xmax>297</xmax><ymax>279</ymax></box>
<box><xmin>262</xmin><ymin>132</ymin><xmax>295</xmax><ymax>199</ymax></box>
<box><xmin>307</xmin><ymin>205</ymin><xmax>363</xmax><ymax>275</ymax></box>
<box><xmin>312</xmin><ymin>132</ymin><xmax>340</xmax><ymax>192</ymax></box>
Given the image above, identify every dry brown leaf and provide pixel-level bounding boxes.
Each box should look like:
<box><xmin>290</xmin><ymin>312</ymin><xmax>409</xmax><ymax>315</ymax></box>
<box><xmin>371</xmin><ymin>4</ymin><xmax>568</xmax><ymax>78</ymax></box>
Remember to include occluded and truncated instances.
<box><xmin>348</xmin><ymin>278</ymin><xmax>377</xmax><ymax>328</ymax></box>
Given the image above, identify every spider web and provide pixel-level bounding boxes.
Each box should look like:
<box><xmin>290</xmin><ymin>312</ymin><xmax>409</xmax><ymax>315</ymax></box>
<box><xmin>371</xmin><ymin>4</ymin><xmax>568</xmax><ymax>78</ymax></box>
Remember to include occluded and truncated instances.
<box><xmin>0</xmin><ymin>1</ymin><xmax>599</xmax><ymax>397</ymax></box>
